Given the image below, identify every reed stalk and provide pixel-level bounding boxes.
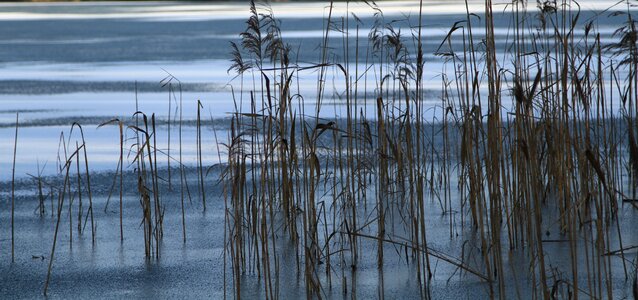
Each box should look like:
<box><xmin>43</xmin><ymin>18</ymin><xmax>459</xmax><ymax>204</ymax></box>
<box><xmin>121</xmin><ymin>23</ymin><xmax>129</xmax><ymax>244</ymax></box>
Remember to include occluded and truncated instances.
<box><xmin>11</xmin><ymin>112</ymin><xmax>18</xmax><ymax>263</ymax></box>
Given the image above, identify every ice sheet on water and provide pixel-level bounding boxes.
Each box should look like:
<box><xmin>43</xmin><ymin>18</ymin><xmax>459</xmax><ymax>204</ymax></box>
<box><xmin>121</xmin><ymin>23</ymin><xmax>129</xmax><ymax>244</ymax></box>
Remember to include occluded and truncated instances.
<box><xmin>0</xmin><ymin>1</ymin><xmax>631</xmax><ymax>22</ymax></box>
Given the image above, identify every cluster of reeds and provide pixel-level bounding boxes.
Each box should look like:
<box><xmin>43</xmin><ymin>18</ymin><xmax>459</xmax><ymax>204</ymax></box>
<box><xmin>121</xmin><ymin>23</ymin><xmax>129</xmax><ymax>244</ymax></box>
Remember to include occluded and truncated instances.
<box><xmin>438</xmin><ymin>0</ymin><xmax>636</xmax><ymax>297</ymax></box>
<box><xmin>222</xmin><ymin>0</ymin><xmax>638</xmax><ymax>299</ymax></box>
<box><xmin>43</xmin><ymin>108</ymin><xmax>179</xmax><ymax>293</ymax></box>
<box><xmin>43</xmin><ymin>123</ymin><xmax>96</xmax><ymax>295</ymax></box>
<box><xmin>222</xmin><ymin>1</ymin><xmax>449</xmax><ymax>298</ymax></box>
<box><xmin>129</xmin><ymin>112</ymin><xmax>164</xmax><ymax>258</ymax></box>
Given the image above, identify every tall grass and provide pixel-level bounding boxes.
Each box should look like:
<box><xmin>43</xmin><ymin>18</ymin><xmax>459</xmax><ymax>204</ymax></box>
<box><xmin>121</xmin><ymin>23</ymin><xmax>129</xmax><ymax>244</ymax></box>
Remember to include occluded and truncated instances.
<box><xmin>220</xmin><ymin>0</ymin><xmax>637</xmax><ymax>298</ymax></box>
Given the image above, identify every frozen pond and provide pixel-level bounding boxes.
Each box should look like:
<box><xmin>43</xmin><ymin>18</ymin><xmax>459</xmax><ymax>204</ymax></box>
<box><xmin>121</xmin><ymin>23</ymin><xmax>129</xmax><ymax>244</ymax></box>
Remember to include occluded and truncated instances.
<box><xmin>0</xmin><ymin>1</ymin><xmax>637</xmax><ymax>299</ymax></box>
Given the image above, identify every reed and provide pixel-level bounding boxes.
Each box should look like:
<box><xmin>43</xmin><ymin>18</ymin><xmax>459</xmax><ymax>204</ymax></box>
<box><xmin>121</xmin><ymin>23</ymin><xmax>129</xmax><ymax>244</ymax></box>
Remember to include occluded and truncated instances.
<box><xmin>70</xmin><ymin>123</ymin><xmax>95</xmax><ymax>244</ymax></box>
<box><xmin>160</xmin><ymin>74</ymin><xmax>173</xmax><ymax>191</ymax></box>
<box><xmin>43</xmin><ymin>146</ymin><xmax>81</xmax><ymax>296</ymax></box>
<box><xmin>197</xmin><ymin>99</ymin><xmax>206</xmax><ymax>210</ymax></box>
<box><xmin>28</xmin><ymin>160</ymin><xmax>47</xmax><ymax>217</ymax></box>
<box><xmin>119</xmin><ymin>121</ymin><xmax>124</xmax><ymax>241</ymax></box>
<box><xmin>160</xmin><ymin>73</ymin><xmax>188</xmax><ymax>241</ymax></box>
<box><xmin>11</xmin><ymin>112</ymin><xmax>18</xmax><ymax>263</ymax></box>
<box><xmin>218</xmin><ymin>0</ymin><xmax>637</xmax><ymax>298</ymax></box>
<box><xmin>98</xmin><ymin>119</ymin><xmax>125</xmax><ymax>241</ymax></box>
<box><xmin>75</xmin><ymin>141</ymin><xmax>82</xmax><ymax>236</ymax></box>
<box><xmin>130</xmin><ymin>112</ymin><xmax>164</xmax><ymax>258</ymax></box>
